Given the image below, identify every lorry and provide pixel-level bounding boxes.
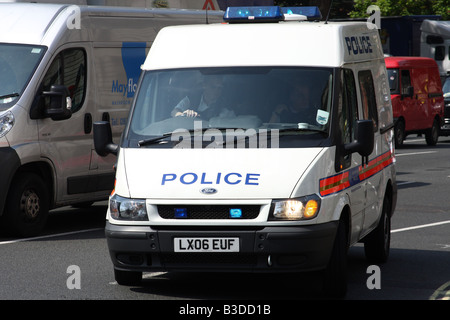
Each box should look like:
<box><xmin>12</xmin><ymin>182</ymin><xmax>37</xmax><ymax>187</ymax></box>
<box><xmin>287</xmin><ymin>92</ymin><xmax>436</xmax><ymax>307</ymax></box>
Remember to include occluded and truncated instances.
<box><xmin>0</xmin><ymin>2</ymin><xmax>222</xmax><ymax>237</ymax></box>
<box><xmin>385</xmin><ymin>56</ymin><xmax>444</xmax><ymax>146</ymax></box>
<box><xmin>420</xmin><ymin>20</ymin><xmax>450</xmax><ymax>136</ymax></box>
<box><xmin>420</xmin><ymin>19</ymin><xmax>450</xmax><ymax>80</ymax></box>
<box><xmin>94</xmin><ymin>6</ymin><xmax>397</xmax><ymax>297</ymax></box>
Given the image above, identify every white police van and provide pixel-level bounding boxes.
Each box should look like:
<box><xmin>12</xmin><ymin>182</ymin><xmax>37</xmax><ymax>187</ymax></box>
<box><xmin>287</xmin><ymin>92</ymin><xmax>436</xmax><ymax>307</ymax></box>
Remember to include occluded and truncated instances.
<box><xmin>0</xmin><ymin>1</ymin><xmax>222</xmax><ymax>237</ymax></box>
<box><xmin>94</xmin><ymin>6</ymin><xmax>397</xmax><ymax>297</ymax></box>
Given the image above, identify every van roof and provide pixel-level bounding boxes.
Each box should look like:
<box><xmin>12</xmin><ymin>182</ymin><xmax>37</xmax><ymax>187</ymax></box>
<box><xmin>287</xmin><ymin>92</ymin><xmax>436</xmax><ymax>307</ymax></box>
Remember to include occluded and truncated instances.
<box><xmin>0</xmin><ymin>3</ymin><xmax>66</xmax><ymax>45</ymax></box>
<box><xmin>143</xmin><ymin>21</ymin><xmax>384</xmax><ymax>70</ymax></box>
<box><xmin>420</xmin><ymin>20</ymin><xmax>450</xmax><ymax>38</ymax></box>
<box><xmin>384</xmin><ymin>56</ymin><xmax>439</xmax><ymax>68</ymax></box>
<box><xmin>0</xmin><ymin>3</ymin><xmax>220</xmax><ymax>46</ymax></box>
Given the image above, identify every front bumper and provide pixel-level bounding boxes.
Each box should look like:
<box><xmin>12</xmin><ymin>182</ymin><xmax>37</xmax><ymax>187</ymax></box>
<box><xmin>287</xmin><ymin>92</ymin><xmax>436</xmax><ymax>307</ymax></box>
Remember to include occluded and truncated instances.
<box><xmin>105</xmin><ymin>220</ymin><xmax>338</xmax><ymax>273</ymax></box>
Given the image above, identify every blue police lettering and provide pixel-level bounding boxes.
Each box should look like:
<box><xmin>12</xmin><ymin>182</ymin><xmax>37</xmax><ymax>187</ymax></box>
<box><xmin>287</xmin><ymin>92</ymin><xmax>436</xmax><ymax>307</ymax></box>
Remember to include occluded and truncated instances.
<box><xmin>161</xmin><ymin>173</ymin><xmax>260</xmax><ymax>185</ymax></box>
<box><xmin>180</xmin><ymin>173</ymin><xmax>197</xmax><ymax>184</ymax></box>
<box><xmin>224</xmin><ymin>173</ymin><xmax>241</xmax><ymax>185</ymax></box>
<box><xmin>345</xmin><ymin>36</ymin><xmax>372</xmax><ymax>55</ymax></box>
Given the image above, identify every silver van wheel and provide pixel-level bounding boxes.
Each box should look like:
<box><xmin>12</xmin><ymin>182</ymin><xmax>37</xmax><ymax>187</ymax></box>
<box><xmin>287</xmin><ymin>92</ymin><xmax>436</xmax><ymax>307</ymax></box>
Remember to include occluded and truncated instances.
<box><xmin>2</xmin><ymin>173</ymin><xmax>49</xmax><ymax>237</ymax></box>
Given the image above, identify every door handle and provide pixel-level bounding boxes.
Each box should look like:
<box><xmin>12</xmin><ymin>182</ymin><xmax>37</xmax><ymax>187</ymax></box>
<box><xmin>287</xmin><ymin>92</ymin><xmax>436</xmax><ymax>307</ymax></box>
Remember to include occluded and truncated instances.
<box><xmin>84</xmin><ymin>113</ymin><xmax>92</xmax><ymax>134</ymax></box>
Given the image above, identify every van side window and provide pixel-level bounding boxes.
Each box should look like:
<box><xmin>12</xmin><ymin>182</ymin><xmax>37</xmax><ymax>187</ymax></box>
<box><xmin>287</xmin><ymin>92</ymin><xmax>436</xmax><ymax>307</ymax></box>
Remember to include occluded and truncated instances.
<box><xmin>435</xmin><ymin>46</ymin><xmax>445</xmax><ymax>61</ymax></box>
<box><xmin>340</xmin><ymin>69</ymin><xmax>358</xmax><ymax>144</ymax></box>
<box><xmin>358</xmin><ymin>70</ymin><xmax>378</xmax><ymax>131</ymax></box>
<box><xmin>400</xmin><ymin>70</ymin><xmax>411</xmax><ymax>95</ymax></box>
<box><xmin>42</xmin><ymin>48</ymin><xmax>86</xmax><ymax>113</ymax></box>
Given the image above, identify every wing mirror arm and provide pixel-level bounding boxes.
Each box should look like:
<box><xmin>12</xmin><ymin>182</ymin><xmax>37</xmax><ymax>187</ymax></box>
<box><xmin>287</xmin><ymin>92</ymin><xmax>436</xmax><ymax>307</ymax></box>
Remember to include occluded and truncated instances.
<box><xmin>344</xmin><ymin>120</ymin><xmax>374</xmax><ymax>160</ymax></box>
<box><xmin>93</xmin><ymin>121</ymin><xmax>118</xmax><ymax>156</ymax></box>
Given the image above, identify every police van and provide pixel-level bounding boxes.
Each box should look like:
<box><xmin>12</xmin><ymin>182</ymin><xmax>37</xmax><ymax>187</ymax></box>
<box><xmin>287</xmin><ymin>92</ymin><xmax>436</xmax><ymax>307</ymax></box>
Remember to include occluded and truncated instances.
<box><xmin>94</xmin><ymin>6</ymin><xmax>397</xmax><ymax>297</ymax></box>
<box><xmin>0</xmin><ymin>2</ymin><xmax>222</xmax><ymax>236</ymax></box>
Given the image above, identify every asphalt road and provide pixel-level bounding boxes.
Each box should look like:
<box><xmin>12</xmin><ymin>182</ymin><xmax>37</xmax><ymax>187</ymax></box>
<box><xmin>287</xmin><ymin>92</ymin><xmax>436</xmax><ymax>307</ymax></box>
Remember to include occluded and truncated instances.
<box><xmin>0</xmin><ymin>135</ymin><xmax>449</xmax><ymax>303</ymax></box>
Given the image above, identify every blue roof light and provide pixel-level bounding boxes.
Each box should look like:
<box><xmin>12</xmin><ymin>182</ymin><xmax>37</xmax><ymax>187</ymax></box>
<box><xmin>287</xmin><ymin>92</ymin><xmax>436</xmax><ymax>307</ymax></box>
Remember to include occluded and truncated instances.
<box><xmin>223</xmin><ymin>6</ymin><xmax>284</xmax><ymax>23</ymax></box>
<box><xmin>281</xmin><ymin>6</ymin><xmax>322</xmax><ymax>21</ymax></box>
<box><xmin>223</xmin><ymin>6</ymin><xmax>322</xmax><ymax>23</ymax></box>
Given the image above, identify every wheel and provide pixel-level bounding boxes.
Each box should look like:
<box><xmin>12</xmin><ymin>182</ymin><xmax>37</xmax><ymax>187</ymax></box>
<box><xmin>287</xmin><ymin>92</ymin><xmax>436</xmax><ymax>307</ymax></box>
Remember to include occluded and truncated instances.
<box><xmin>364</xmin><ymin>194</ymin><xmax>391</xmax><ymax>263</ymax></box>
<box><xmin>425</xmin><ymin>118</ymin><xmax>439</xmax><ymax>146</ymax></box>
<box><xmin>114</xmin><ymin>268</ymin><xmax>142</xmax><ymax>286</ymax></box>
<box><xmin>394</xmin><ymin>120</ymin><xmax>405</xmax><ymax>148</ymax></box>
<box><xmin>322</xmin><ymin>219</ymin><xmax>348</xmax><ymax>298</ymax></box>
<box><xmin>2</xmin><ymin>173</ymin><xmax>49</xmax><ymax>237</ymax></box>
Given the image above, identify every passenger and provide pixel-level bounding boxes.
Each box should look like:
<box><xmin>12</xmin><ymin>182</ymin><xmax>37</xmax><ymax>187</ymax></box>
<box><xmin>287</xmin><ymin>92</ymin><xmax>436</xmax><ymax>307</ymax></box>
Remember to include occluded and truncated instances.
<box><xmin>171</xmin><ymin>75</ymin><xmax>234</xmax><ymax>119</ymax></box>
<box><xmin>269</xmin><ymin>81</ymin><xmax>315</xmax><ymax>123</ymax></box>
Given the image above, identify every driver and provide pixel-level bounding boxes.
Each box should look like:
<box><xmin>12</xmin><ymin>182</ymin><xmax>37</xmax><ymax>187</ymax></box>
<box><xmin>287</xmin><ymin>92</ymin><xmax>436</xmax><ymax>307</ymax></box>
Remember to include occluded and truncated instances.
<box><xmin>171</xmin><ymin>75</ymin><xmax>234</xmax><ymax>118</ymax></box>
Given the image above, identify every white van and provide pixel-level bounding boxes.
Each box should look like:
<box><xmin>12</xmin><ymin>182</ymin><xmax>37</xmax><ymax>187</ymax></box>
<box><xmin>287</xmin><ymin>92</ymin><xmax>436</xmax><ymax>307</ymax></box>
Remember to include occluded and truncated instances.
<box><xmin>94</xmin><ymin>6</ymin><xmax>397</xmax><ymax>297</ymax></box>
<box><xmin>0</xmin><ymin>2</ymin><xmax>222</xmax><ymax>236</ymax></box>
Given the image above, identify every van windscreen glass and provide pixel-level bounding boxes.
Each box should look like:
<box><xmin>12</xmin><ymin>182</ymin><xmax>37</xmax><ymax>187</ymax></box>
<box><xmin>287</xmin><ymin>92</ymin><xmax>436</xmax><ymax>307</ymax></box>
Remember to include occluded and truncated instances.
<box><xmin>128</xmin><ymin>67</ymin><xmax>333</xmax><ymax>147</ymax></box>
<box><xmin>0</xmin><ymin>43</ymin><xmax>46</xmax><ymax>109</ymax></box>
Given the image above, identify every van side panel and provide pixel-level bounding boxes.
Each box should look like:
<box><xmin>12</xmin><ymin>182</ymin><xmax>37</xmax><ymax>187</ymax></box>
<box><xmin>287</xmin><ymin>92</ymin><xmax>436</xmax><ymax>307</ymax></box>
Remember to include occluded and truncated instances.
<box><xmin>0</xmin><ymin>2</ymin><xmax>223</xmax><ymax>235</ymax></box>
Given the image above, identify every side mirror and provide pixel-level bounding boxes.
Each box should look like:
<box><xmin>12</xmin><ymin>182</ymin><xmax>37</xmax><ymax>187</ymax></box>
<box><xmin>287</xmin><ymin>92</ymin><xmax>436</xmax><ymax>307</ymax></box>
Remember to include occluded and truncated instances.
<box><xmin>344</xmin><ymin>120</ymin><xmax>374</xmax><ymax>157</ymax></box>
<box><xmin>42</xmin><ymin>85</ymin><xmax>72</xmax><ymax>120</ymax></box>
<box><xmin>93</xmin><ymin>121</ymin><xmax>118</xmax><ymax>156</ymax></box>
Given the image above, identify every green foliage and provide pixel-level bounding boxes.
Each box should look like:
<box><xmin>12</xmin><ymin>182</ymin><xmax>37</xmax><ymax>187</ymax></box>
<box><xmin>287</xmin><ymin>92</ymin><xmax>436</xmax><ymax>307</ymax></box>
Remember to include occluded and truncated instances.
<box><xmin>349</xmin><ymin>0</ymin><xmax>449</xmax><ymax>20</ymax></box>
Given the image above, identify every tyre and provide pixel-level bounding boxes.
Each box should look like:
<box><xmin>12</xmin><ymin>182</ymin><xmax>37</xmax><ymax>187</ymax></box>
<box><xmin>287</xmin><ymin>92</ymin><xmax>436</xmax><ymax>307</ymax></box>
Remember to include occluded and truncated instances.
<box><xmin>364</xmin><ymin>194</ymin><xmax>391</xmax><ymax>263</ymax></box>
<box><xmin>425</xmin><ymin>118</ymin><xmax>439</xmax><ymax>146</ymax></box>
<box><xmin>322</xmin><ymin>219</ymin><xmax>348</xmax><ymax>298</ymax></box>
<box><xmin>2</xmin><ymin>173</ymin><xmax>49</xmax><ymax>237</ymax></box>
<box><xmin>394</xmin><ymin>120</ymin><xmax>405</xmax><ymax>148</ymax></box>
<box><xmin>114</xmin><ymin>268</ymin><xmax>142</xmax><ymax>286</ymax></box>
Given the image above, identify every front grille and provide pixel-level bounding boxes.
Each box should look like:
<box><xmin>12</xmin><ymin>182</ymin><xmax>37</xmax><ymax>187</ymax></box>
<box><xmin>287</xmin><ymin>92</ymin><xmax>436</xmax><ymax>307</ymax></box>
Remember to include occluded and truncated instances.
<box><xmin>157</xmin><ymin>205</ymin><xmax>260</xmax><ymax>219</ymax></box>
<box><xmin>161</xmin><ymin>253</ymin><xmax>257</xmax><ymax>267</ymax></box>
<box><xmin>444</xmin><ymin>102</ymin><xmax>450</xmax><ymax>118</ymax></box>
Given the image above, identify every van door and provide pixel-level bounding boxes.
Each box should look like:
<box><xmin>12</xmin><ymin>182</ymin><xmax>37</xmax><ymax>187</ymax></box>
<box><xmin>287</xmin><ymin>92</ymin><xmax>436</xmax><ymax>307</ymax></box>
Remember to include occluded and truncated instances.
<box><xmin>411</xmin><ymin>67</ymin><xmax>431</xmax><ymax>130</ymax></box>
<box><xmin>337</xmin><ymin>68</ymin><xmax>365</xmax><ymax>242</ymax></box>
<box><xmin>358</xmin><ymin>69</ymin><xmax>381</xmax><ymax>233</ymax></box>
<box><xmin>399</xmin><ymin>69</ymin><xmax>421</xmax><ymax>131</ymax></box>
<box><xmin>91</xmin><ymin>42</ymin><xmax>149</xmax><ymax>177</ymax></box>
<box><xmin>37</xmin><ymin>45</ymin><xmax>106</xmax><ymax>203</ymax></box>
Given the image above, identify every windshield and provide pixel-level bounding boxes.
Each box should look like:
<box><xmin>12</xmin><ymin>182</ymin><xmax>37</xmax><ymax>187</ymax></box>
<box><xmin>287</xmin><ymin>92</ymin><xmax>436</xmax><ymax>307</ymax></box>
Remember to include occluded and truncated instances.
<box><xmin>443</xmin><ymin>77</ymin><xmax>450</xmax><ymax>99</ymax></box>
<box><xmin>128</xmin><ymin>67</ymin><xmax>333</xmax><ymax>147</ymax></box>
<box><xmin>0</xmin><ymin>43</ymin><xmax>46</xmax><ymax>109</ymax></box>
<box><xmin>387</xmin><ymin>68</ymin><xmax>399</xmax><ymax>94</ymax></box>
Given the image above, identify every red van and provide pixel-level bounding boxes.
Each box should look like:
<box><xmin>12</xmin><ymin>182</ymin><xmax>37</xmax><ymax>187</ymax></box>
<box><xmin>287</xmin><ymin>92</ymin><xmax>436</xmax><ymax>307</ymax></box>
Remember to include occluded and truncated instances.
<box><xmin>385</xmin><ymin>57</ymin><xmax>444</xmax><ymax>147</ymax></box>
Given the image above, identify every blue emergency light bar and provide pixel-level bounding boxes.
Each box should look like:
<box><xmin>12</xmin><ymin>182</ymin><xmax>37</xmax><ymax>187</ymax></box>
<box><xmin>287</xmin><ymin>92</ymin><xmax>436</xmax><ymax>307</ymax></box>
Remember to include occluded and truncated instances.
<box><xmin>223</xmin><ymin>6</ymin><xmax>322</xmax><ymax>23</ymax></box>
<box><xmin>281</xmin><ymin>6</ymin><xmax>322</xmax><ymax>20</ymax></box>
<box><xmin>223</xmin><ymin>6</ymin><xmax>283</xmax><ymax>22</ymax></box>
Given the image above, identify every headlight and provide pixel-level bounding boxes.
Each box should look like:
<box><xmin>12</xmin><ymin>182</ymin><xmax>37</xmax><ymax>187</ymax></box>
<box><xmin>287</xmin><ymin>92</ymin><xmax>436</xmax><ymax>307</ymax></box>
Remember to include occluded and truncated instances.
<box><xmin>109</xmin><ymin>194</ymin><xmax>148</xmax><ymax>221</ymax></box>
<box><xmin>0</xmin><ymin>111</ymin><xmax>15</xmax><ymax>138</ymax></box>
<box><xmin>269</xmin><ymin>195</ymin><xmax>321</xmax><ymax>220</ymax></box>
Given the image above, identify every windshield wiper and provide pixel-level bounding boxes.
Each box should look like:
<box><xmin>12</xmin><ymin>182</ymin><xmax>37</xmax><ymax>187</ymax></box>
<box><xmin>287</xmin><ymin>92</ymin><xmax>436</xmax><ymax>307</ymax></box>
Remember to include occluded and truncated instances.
<box><xmin>278</xmin><ymin>126</ymin><xmax>327</xmax><ymax>135</ymax></box>
<box><xmin>137</xmin><ymin>127</ymin><xmax>245</xmax><ymax>147</ymax></box>
<box><xmin>0</xmin><ymin>93</ymin><xmax>19</xmax><ymax>100</ymax></box>
<box><xmin>138</xmin><ymin>132</ymin><xmax>173</xmax><ymax>146</ymax></box>
<box><xmin>138</xmin><ymin>126</ymin><xmax>327</xmax><ymax>147</ymax></box>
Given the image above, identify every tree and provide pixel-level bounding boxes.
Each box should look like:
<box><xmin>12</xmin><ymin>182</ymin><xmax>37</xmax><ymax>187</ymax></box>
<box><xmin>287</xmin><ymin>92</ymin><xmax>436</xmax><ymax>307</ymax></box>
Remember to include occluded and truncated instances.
<box><xmin>349</xmin><ymin>0</ymin><xmax>449</xmax><ymax>20</ymax></box>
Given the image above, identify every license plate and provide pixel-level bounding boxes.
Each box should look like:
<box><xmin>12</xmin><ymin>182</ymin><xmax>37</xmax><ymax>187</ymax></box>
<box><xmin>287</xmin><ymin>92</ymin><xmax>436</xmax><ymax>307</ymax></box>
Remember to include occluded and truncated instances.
<box><xmin>174</xmin><ymin>237</ymin><xmax>239</xmax><ymax>252</ymax></box>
